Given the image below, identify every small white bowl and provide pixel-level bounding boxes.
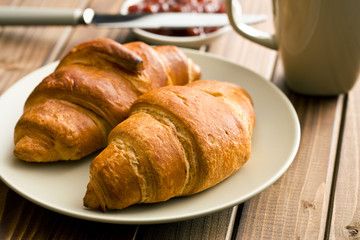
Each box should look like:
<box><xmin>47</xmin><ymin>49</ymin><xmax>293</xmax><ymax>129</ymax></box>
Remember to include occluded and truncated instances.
<box><xmin>120</xmin><ymin>0</ymin><xmax>242</xmax><ymax>48</ymax></box>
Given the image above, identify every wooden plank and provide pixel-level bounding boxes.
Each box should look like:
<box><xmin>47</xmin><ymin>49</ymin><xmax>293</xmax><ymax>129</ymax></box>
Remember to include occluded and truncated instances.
<box><xmin>0</xmin><ymin>0</ymin><xmax>88</xmax><ymax>94</ymax></box>
<box><xmin>328</xmin><ymin>77</ymin><xmax>360</xmax><ymax>239</ymax></box>
<box><xmin>233</xmin><ymin>60</ymin><xmax>343</xmax><ymax>239</ymax></box>
<box><xmin>136</xmin><ymin>209</ymin><xmax>235</xmax><ymax>240</ymax></box>
<box><xmin>0</xmin><ymin>180</ymin><xmax>138</xmax><ymax>239</ymax></box>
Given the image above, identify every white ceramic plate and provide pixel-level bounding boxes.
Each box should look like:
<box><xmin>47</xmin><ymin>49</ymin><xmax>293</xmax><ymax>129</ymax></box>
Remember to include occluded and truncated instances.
<box><xmin>0</xmin><ymin>49</ymin><xmax>300</xmax><ymax>224</ymax></box>
<box><xmin>120</xmin><ymin>0</ymin><xmax>241</xmax><ymax>48</ymax></box>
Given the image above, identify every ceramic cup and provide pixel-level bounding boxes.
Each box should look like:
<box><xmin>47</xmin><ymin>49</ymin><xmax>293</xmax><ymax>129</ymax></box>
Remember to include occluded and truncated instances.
<box><xmin>226</xmin><ymin>0</ymin><xmax>360</xmax><ymax>95</ymax></box>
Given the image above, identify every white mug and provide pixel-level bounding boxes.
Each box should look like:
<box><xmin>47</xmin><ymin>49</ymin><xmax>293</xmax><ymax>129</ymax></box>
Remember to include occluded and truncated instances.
<box><xmin>226</xmin><ymin>0</ymin><xmax>360</xmax><ymax>95</ymax></box>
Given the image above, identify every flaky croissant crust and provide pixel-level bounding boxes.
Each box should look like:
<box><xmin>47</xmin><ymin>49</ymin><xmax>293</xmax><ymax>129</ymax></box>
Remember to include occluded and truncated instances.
<box><xmin>14</xmin><ymin>38</ymin><xmax>201</xmax><ymax>162</ymax></box>
<box><xmin>84</xmin><ymin>79</ymin><xmax>255</xmax><ymax>211</ymax></box>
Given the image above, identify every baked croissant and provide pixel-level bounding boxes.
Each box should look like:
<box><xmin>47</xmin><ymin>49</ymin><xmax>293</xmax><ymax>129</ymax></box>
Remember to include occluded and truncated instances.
<box><xmin>14</xmin><ymin>38</ymin><xmax>201</xmax><ymax>162</ymax></box>
<box><xmin>83</xmin><ymin>79</ymin><xmax>255</xmax><ymax>211</ymax></box>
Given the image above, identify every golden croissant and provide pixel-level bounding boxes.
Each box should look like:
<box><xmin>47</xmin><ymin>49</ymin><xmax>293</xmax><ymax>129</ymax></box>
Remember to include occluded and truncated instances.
<box><xmin>14</xmin><ymin>38</ymin><xmax>201</xmax><ymax>162</ymax></box>
<box><xmin>83</xmin><ymin>79</ymin><xmax>255</xmax><ymax>211</ymax></box>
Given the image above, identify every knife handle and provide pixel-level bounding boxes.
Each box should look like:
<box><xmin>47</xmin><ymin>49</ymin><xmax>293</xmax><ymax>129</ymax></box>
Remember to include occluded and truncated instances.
<box><xmin>0</xmin><ymin>7</ymin><xmax>91</xmax><ymax>26</ymax></box>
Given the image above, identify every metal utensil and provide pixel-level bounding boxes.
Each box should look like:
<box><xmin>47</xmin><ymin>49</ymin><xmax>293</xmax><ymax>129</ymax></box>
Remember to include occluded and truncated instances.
<box><xmin>0</xmin><ymin>7</ymin><xmax>266</xmax><ymax>28</ymax></box>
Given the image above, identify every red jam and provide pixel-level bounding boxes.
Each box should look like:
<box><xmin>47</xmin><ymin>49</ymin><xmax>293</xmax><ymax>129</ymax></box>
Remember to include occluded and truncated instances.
<box><xmin>127</xmin><ymin>0</ymin><xmax>226</xmax><ymax>36</ymax></box>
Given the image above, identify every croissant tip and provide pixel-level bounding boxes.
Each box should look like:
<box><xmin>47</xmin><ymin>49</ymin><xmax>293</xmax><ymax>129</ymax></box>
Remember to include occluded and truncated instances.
<box><xmin>83</xmin><ymin>183</ymin><xmax>106</xmax><ymax>212</ymax></box>
<box><xmin>14</xmin><ymin>136</ymin><xmax>56</xmax><ymax>162</ymax></box>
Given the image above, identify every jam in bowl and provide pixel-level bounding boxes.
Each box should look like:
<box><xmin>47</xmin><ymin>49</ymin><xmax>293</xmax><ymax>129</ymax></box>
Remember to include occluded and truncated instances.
<box><xmin>127</xmin><ymin>0</ymin><xmax>227</xmax><ymax>37</ymax></box>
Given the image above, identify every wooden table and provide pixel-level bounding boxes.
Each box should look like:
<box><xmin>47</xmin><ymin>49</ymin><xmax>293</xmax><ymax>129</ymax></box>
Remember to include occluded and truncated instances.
<box><xmin>1</xmin><ymin>0</ymin><xmax>359</xmax><ymax>239</ymax></box>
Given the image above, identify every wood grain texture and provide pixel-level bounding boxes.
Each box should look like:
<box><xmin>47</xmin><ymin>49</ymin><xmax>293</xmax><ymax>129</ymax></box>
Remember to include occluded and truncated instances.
<box><xmin>135</xmin><ymin>208</ymin><xmax>235</xmax><ymax>240</ymax></box>
<box><xmin>0</xmin><ymin>180</ymin><xmax>138</xmax><ymax>240</ymax></box>
<box><xmin>0</xmin><ymin>0</ymin><xmax>87</xmax><ymax>93</ymax></box>
<box><xmin>329</xmin><ymin>77</ymin><xmax>360</xmax><ymax>239</ymax></box>
<box><xmin>234</xmin><ymin>61</ymin><xmax>344</xmax><ymax>239</ymax></box>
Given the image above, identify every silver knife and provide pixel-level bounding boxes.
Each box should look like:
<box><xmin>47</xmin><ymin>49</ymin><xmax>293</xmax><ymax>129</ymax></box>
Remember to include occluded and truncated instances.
<box><xmin>0</xmin><ymin>7</ymin><xmax>266</xmax><ymax>28</ymax></box>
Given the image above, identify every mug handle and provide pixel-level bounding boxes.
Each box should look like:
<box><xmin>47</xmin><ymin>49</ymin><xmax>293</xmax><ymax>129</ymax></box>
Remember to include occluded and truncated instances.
<box><xmin>226</xmin><ymin>0</ymin><xmax>278</xmax><ymax>50</ymax></box>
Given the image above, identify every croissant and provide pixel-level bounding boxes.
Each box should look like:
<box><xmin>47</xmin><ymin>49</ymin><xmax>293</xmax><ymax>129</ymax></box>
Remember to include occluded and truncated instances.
<box><xmin>13</xmin><ymin>38</ymin><xmax>201</xmax><ymax>162</ymax></box>
<box><xmin>83</xmin><ymin>79</ymin><xmax>255</xmax><ymax>211</ymax></box>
